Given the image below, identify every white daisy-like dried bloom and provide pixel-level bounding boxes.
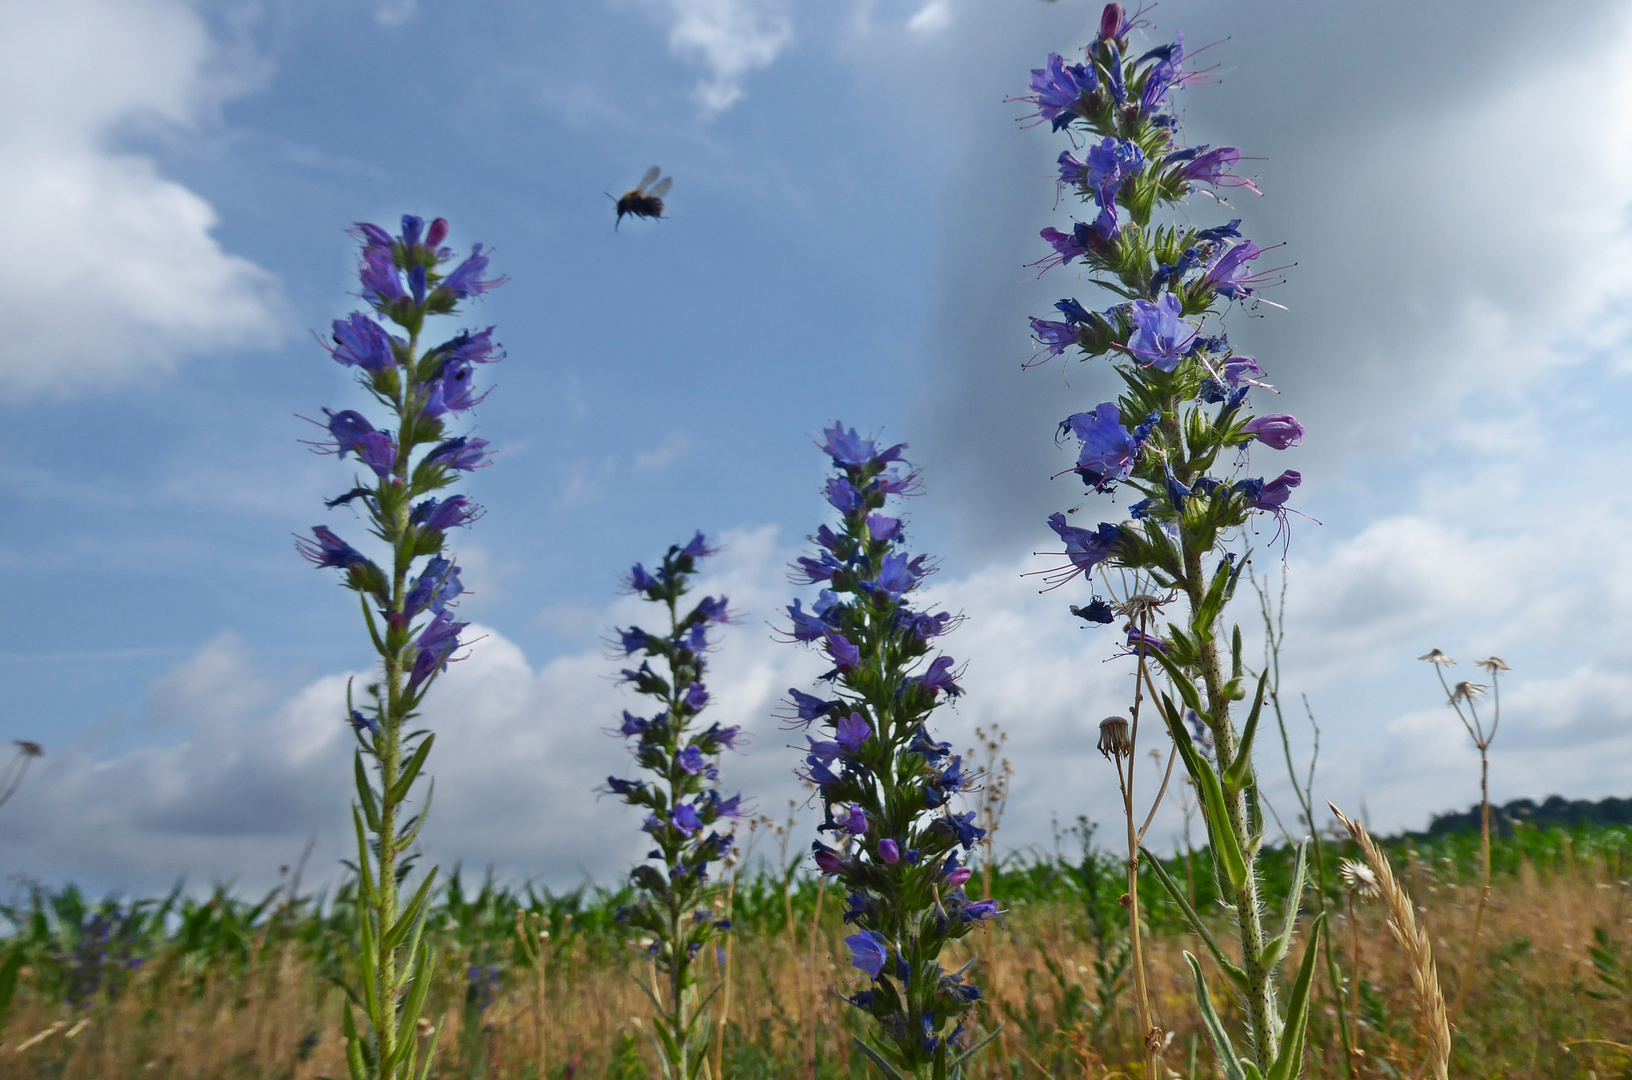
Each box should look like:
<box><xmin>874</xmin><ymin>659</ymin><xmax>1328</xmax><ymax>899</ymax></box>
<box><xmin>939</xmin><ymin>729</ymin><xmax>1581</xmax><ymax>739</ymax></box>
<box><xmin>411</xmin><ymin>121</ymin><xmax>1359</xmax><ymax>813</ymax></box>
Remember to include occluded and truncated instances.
<box><xmin>1476</xmin><ymin>656</ymin><xmax>1510</xmax><ymax>673</ymax></box>
<box><xmin>1452</xmin><ymin>681</ymin><xmax>1487</xmax><ymax>703</ymax></box>
<box><xmin>1418</xmin><ymin>649</ymin><xmax>1455</xmax><ymax>665</ymax></box>
<box><xmin>1339</xmin><ymin>857</ymin><xmax>1380</xmax><ymax>899</ymax></box>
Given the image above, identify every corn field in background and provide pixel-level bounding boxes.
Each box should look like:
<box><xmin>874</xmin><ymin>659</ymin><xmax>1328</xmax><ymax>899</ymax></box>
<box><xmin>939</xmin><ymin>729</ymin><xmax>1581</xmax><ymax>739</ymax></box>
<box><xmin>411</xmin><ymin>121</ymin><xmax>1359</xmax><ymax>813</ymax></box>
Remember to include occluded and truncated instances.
<box><xmin>1</xmin><ymin>821</ymin><xmax>1630</xmax><ymax>1080</ymax></box>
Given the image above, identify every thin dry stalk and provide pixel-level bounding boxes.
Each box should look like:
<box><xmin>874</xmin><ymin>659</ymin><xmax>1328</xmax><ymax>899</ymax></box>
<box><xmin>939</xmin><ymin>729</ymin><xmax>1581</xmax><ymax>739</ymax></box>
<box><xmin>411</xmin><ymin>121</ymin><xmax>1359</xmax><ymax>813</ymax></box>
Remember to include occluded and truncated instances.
<box><xmin>1331</xmin><ymin>803</ymin><xmax>1449</xmax><ymax>1080</ymax></box>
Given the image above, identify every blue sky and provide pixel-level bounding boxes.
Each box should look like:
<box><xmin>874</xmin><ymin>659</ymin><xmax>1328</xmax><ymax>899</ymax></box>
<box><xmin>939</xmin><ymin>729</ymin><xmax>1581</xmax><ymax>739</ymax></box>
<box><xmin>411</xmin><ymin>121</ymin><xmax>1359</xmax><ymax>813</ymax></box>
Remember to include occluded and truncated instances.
<box><xmin>4</xmin><ymin>0</ymin><xmax>1632</xmax><ymax>893</ymax></box>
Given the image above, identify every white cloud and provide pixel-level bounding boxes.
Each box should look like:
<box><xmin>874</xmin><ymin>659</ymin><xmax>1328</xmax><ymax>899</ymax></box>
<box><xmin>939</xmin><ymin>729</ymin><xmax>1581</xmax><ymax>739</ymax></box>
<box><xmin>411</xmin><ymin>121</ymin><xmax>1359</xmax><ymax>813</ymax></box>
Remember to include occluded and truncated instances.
<box><xmin>655</xmin><ymin>0</ymin><xmax>795</xmax><ymax>115</ymax></box>
<box><xmin>0</xmin><ymin>0</ymin><xmax>280</xmax><ymax>399</ymax></box>
<box><xmin>907</xmin><ymin>0</ymin><xmax>950</xmax><ymax>34</ymax></box>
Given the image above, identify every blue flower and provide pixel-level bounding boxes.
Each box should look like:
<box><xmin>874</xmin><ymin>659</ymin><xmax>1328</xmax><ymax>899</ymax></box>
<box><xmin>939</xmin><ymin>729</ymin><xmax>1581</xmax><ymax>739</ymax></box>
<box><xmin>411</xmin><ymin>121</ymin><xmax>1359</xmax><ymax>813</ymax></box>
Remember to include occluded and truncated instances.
<box><xmin>684</xmin><ymin>683</ymin><xmax>709</xmax><ymax>711</ymax></box>
<box><xmin>948</xmin><ymin>810</ymin><xmax>986</xmax><ymax>849</ymax></box>
<box><xmin>297</xmin><ymin>526</ymin><xmax>372</xmax><ymax>571</ymax></box>
<box><xmin>1126</xmin><ymin>293</ymin><xmax>1195</xmax><ymax>372</ymax></box>
<box><xmin>870</xmin><ymin>552</ymin><xmax>920</xmax><ymax>596</ymax></box>
<box><xmin>329</xmin><ymin>313</ymin><xmax>398</xmax><ymax>373</ymax></box>
<box><xmin>349</xmin><ymin>710</ymin><xmax>378</xmax><ymax>735</ymax></box>
<box><xmin>408</xmin><ymin>610</ymin><xmax>467</xmax><ymax>689</ymax></box>
<box><xmin>438</xmin><ymin>245</ymin><xmax>501</xmax><ymax>300</ymax></box>
<box><xmin>1064</xmin><ymin>402</ymin><xmax>1142</xmax><ymax>490</ymax></box>
<box><xmin>424</xmin><ymin>436</ymin><xmax>490</xmax><ymax>472</ymax></box>
<box><xmin>404</xmin><ymin>557</ymin><xmax>463</xmax><ymax>618</ymax></box>
<box><xmin>325</xmin><ymin>409</ymin><xmax>396</xmax><ymax>478</ymax></box>
<box><xmin>837</xmin><ymin>804</ymin><xmax>868</xmax><ymax>835</ymax></box>
<box><xmin>826</xmin><ymin>477</ymin><xmax>865</xmax><ymax>514</ymax></box>
<box><xmin>410</xmin><ymin>495</ymin><xmax>480</xmax><ymax>532</ymax></box>
<box><xmin>1201</xmin><ymin>241</ymin><xmax>1269</xmax><ymax>300</ymax></box>
<box><xmin>787</xmin><ymin>688</ymin><xmax>839</xmax><ymax>725</ymax></box>
<box><xmin>819</xmin><ymin>423</ymin><xmax>906</xmax><ymax>468</ymax></box>
<box><xmin>619</xmin><ymin>712</ymin><xmax>651</xmax><ymax>737</ymax></box>
<box><xmin>1071</xmin><ymin>598</ymin><xmax>1116</xmax><ymax>624</ymax></box>
<box><xmin>835</xmin><ymin>713</ymin><xmax>872</xmax><ymax>754</ymax></box>
<box><xmin>1242</xmin><ymin>413</ymin><xmax>1304</xmax><ymax>450</ymax></box>
<box><xmin>1029</xmin><ymin>317</ymin><xmax>1079</xmax><ymax>361</ymax></box>
<box><xmin>1045</xmin><ymin>513</ymin><xmax>1120</xmax><ymax>584</ymax></box>
<box><xmin>695</xmin><ymin>596</ymin><xmax>730</xmax><ymax>622</ymax></box>
<box><xmin>845</xmin><ymin>931</ymin><xmax>889</xmax><ymax>979</ymax></box>
<box><xmin>1169</xmin><ymin>145</ymin><xmax>1261</xmax><ymax>195</ymax></box>
<box><xmin>671</xmin><ymin>804</ymin><xmax>702</xmax><ymax>835</ymax></box>
<box><xmin>825</xmin><ymin>632</ymin><xmax>861</xmax><ymax>672</ymax></box>
<box><xmin>785</xmin><ymin>599</ymin><xmax>829</xmax><ymax>643</ymax></box>
<box><xmin>914</xmin><ymin>655</ymin><xmax>961</xmax><ymax>698</ymax></box>
<box><xmin>359</xmin><ymin>246</ymin><xmax>406</xmax><ymax>307</ymax></box>
<box><xmin>1020</xmin><ymin>53</ymin><xmax>1096</xmax><ymax>130</ymax></box>
<box><xmin>865</xmin><ymin>514</ymin><xmax>902</xmax><ymax>542</ymax></box>
<box><xmin>1084</xmin><ymin>137</ymin><xmax>1145</xmax><ymax>204</ymax></box>
<box><xmin>628</xmin><ymin>564</ymin><xmax>659</xmax><ymax>591</ymax></box>
<box><xmin>678</xmin><ymin>746</ymin><xmax>706</xmax><ymax>775</ymax></box>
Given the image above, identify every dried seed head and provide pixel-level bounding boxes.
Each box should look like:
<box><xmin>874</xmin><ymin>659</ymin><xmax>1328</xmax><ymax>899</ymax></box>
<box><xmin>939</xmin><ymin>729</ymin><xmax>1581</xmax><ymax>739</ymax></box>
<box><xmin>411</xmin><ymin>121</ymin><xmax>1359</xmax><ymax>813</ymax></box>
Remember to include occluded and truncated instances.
<box><xmin>1476</xmin><ymin>656</ymin><xmax>1509</xmax><ymax>673</ymax></box>
<box><xmin>13</xmin><ymin>741</ymin><xmax>42</xmax><ymax>758</ymax></box>
<box><xmin>1451</xmin><ymin>681</ymin><xmax>1487</xmax><ymax>703</ymax></box>
<box><xmin>1098</xmin><ymin>716</ymin><xmax>1132</xmax><ymax>760</ymax></box>
<box><xmin>1115</xmin><ymin>592</ymin><xmax>1175</xmax><ymax>620</ymax></box>
<box><xmin>1418</xmin><ymin>649</ymin><xmax>1455</xmax><ymax>665</ymax></box>
<box><xmin>1339</xmin><ymin>858</ymin><xmax>1380</xmax><ymax>899</ymax></box>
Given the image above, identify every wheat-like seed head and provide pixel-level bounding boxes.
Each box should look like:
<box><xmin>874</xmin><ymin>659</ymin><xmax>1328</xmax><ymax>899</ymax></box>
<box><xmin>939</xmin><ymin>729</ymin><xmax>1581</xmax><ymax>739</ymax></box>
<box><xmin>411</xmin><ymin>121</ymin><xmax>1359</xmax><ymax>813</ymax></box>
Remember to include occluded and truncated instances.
<box><xmin>1331</xmin><ymin>802</ymin><xmax>1450</xmax><ymax>1080</ymax></box>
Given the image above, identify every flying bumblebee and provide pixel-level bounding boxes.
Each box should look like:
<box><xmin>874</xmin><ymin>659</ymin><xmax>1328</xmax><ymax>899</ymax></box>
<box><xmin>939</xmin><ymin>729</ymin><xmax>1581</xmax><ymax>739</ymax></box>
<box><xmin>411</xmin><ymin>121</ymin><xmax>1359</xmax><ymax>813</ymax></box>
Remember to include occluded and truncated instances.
<box><xmin>612</xmin><ymin>166</ymin><xmax>672</xmax><ymax>230</ymax></box>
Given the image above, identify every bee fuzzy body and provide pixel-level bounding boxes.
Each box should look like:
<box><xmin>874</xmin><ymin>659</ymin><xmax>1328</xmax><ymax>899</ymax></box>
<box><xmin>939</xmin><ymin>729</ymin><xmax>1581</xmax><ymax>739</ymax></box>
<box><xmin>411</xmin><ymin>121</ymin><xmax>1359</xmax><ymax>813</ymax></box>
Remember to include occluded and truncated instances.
<box><xmin>613</xmin><ymin>166</ymin><xmax>672</xmax><ymax>230</ymax></box>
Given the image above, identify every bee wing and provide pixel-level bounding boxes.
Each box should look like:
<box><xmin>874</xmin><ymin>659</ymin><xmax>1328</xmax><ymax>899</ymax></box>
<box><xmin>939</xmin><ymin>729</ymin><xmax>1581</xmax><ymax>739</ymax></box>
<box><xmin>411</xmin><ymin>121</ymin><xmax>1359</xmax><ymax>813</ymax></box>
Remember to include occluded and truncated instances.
<box><xmin>647</xmin><ymin>176</ymin><xmax>672</xmax><ymax>199</ymax></box>
<box><xmin>635</xmin><ymin>165</ymin><xmax>661</xmax><ymax>193</ymax></box>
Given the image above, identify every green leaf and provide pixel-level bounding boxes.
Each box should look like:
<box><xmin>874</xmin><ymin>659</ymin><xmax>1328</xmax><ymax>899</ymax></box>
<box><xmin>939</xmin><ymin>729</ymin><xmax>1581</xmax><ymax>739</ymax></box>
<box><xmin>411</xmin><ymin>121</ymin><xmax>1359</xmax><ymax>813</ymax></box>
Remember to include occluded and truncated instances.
<box><xmin>1222</xmin><ymin>672</ymin><xmax>1269</xmax><ymax>795</ymax></box>
<box><xmin>355</xmin><ymin>753</ymin><xmax>381</xmax><ymax>834</ymax></box>
<box><xmin>1141</xmin><ymin>847</ymin><xmax>1247</xmax><ymax>990</ymax></box>
<box><xmin>0</xmin><ymin>944</ymin><xmax>24</xmax><ymax>1030</ymax></box>
<box><xmin>1150</xmin><ymin>648</ymin><xmax>1205</xmax><ymax>718</ymax></box>
<box><xmin>1266</xmin><ymin>913</ymin><xmax>1326</xmax><ymax>1080</ymax></box>
<box><xmin>949</xmin><ymin>1024</ymin><xmax>1004</xmax><ymax>1071</ymax></box>
<box><xmin>391</xmin><ymin>945</ymin><xmax>439</xmax><ymax>1070</ymax></box>
<box><xmin>1231</xmin><ymin>623</ymin><xmax>1244</xmax><ymax>681</ymax></box>
<box><xmin>397</xmin><ymin>780</ymin><xmax>435</xmax><ymax>850</ymax></box>
<box><xmin>342</xmin><ymin>1003</ymin><xmax>370</xmax><ymax>1080</ymax></box>
<box><xmin>1259</xmin><ymin>841</ymin><xmax>1308</xmax><ymax>974</ymax></box>
<box><xmin>387</xmin><ymin>733</ymin><xmax>436</xmax><ymax>805</ymax></box>
<box><xmin>383</xmin><ymin>871</ymin><xmax>438</xmax><ymax>955</ymax></box>
<box><xmin>1160</xmin><ymin>696</ymin><xmax>1248</xmax><ymax>893</ymax></box>
<box><xmin>1184</xmin><ymin>952</ymin><xmax>1246</xmax><ymax>1080</ymax></box>
<box><xmin>852</xmin><ymin>1036</ymin><xmax>907</xmax><ymax>1080</ymax></box>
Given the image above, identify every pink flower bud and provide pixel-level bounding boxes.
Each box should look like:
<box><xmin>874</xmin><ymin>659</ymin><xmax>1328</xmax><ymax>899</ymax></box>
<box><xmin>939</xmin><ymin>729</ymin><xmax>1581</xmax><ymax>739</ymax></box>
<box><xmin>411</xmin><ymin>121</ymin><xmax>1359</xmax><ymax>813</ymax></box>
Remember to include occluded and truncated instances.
<box><xmin>426</xmin><ymin>217</ymin><xmax>449</xmax><ymax>247</ymax></box>
<box><xmin>943</xmin><ymin>867</ymin><xmax>972</xmax><ymax>888</ymax></box>
<box><xmin>1099</xmin><ymin>4</ymin><xmax>1125</xmax><ymax>41</ymax></box>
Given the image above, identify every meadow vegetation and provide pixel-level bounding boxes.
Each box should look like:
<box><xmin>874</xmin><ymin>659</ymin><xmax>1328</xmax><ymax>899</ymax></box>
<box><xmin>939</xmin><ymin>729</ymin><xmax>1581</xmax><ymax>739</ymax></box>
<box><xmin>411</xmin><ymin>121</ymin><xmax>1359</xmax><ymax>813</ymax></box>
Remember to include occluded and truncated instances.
<box><xmin>2</xmin><ymin>818</ymin><xmax>1630</xmax><ymax>1079</ymax></box>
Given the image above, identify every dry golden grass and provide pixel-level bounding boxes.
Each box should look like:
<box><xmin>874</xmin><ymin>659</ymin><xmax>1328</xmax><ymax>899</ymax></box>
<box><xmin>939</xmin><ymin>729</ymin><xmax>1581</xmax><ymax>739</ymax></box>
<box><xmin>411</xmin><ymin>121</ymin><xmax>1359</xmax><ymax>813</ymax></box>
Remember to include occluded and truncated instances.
<box><xmin>4</xmin><ymin>857</ymin><xmax>1631</xmax><ymax>1080</ymax></box>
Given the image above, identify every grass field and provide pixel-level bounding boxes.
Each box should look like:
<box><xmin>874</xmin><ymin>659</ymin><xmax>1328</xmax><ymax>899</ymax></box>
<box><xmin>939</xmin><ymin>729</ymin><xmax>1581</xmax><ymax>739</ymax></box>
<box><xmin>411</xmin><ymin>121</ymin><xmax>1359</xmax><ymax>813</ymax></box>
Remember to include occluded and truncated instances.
<box><xmin>2</xmin><ymin>820</ymin><xmax>1631</xmax><ymax>1080</ymax></box>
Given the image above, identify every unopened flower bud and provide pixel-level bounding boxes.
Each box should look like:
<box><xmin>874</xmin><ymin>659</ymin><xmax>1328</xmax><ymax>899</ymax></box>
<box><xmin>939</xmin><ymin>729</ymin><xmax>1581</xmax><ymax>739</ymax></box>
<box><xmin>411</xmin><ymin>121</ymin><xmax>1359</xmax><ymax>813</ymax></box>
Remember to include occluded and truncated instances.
<box><xmin>1099</xmin><ymin>3</ymin><xmax>1125</xmax><ymax>41</ymax></box>
<box><xmin>1098</xmin><ymin>715</ymin><xmax>1132</xmax><ymax>760</ymax></box>
<box><xmin>426</xmin><ymin>217</ymin><xmax>449</xmax><ymax>247</ymax></box>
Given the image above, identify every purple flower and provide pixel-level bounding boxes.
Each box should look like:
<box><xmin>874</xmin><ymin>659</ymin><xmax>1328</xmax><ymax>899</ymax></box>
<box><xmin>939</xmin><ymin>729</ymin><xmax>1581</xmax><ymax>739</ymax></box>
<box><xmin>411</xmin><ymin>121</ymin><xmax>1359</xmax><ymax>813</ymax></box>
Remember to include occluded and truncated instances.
<box><xmin>1126</xmin><ymin>293</ymin><xmax>1195</xmax><ymax>372</ymax></box>
<box><xmin>1223</xmin><ymin>356</ymin><xmax>1264</xmax><ymax>388</ymax></box>
<box><xmin>349</xmin><ymin>710</ymin><xmax>378</xmax><ymax>735</ymax></box>
<box><xmin>426</xmin><ymin>327</ymin><xmax>502</xmax><ymax>368</ymax></box>
<box><xmin>1098</xmin><ymin>2</ymin><xmax>1130</xmax><ymax>42</ymax></box>
<box><xmin>695</xmin><ymin>596</ymin><xmax>730</xmax><ymax>622</ymax></box>
<box><xmin>678</xmin><ymin>745</ymin><xmax>706</xmax><ymax>775</ymax></box>
<box><xmin>685</xmin><ymin>621</ymin><xmax>709</xmax><ymax>652</ymax></box>
<box><xmin>835</xmin><ymin>712</ymin><xmax>872</xmax><ymax>754</ymax></box>
<box><xmin>1029</xmin><ymin>317</ymin><xmax>1079</xmax><ymax>361</ymax></box>
<box><xmin>325</xmin><ymin>409</ymin><xmax>396</xmax><ymax>478</ymax></box>
<box><xmin>899</xmin><ymin>609</ymin><xmax>953</xmax><ymax>640</ymax></box>
<box><xmin>837</xmin><ymin>804</ymin><xmax>868</xmax><ymax>835</ymax></box>
<box><xmin>671</xmin><ymin>803</ymin><xmax>702</xmax><ymax>835</ymax></box>
<box><xmin>1170</xmin><ymin>145</ymin><xmax>1261</xmax><ymax>195</ymax></box>
<box><xmin>826</xmin><ymin>477</ymin><xmax>865</xmax><ymax>514</ymax></box>
<box><xmin>1020</xmin><ymin>53</ymin><xmax>1096</xmax><ymax>130</ymax></box>
<box><xmin>818</xmin><ymin>422</ymin><xmax>906</xmax><ymax>468</ymax></box>
<box><xmin>359</xmin><ymin>246</ymin><xmax>406</xmax><ymax>307</ymax></box>
<box><xmin>410</xmin><ymin>495</ymin><xmax>480</xmax><ymax>532</ymax></box>
<box><xmin>606</xmin><ymin>776</ymin><xmax>644</xmax><ymax>797</ymax></box>
<box><xmin>408</xmin><ymin>610</ymin><xmax>467</xmax><ymax>689</ymax></box>
<box><xmin>1201</xmin><ymin>241</ymin><xmax>1268</xmax><ymax>300</ymax></box>
<box><xmin>944</xmin><ymin>864</ymin><xmax>973</xmax><ymax>888</ymax></box>
<box><xmin>845</xmin><ymin>931</ymin><xmax>889</xmax><ymax>979</ymax></box>
<box><xmin>424</xmin><ymin>436</ymin><xmax>490</xmax><ymax>472</ymax></box>
<box><xmin>813</xmin><ymin>843</ymin><xmax>844</xmax><ymax>875</ymax></box>
<box><xmin>329</xmin><ymin>313</ymin><xmax>398</xmax><ymax>373</ymax></box>
<box><xmin>297</xmin><ymin>525</ymin><xmax>370</xmax><ymax>570</ymax></box>
<box><xmin>1071</xmin><ymin>598</ymin><xmax>1116</xmax><ymax>624</ymax></box>
<box><xmin>1065</xmin><ymin>402</ymin><xmax>1141</xmax><ymax>490</ymax></box>
<box><xmin>1084</xmin><ymin>137</ymin><xmax>1145</xmax><ymax>203</ymax></box>
<box><xmin>787</xmin><ymin>689</ymin><xmax>839</xmax><ymax>725</ymax></box>
<box><xmin>878</xmin><ymin>839</ymin><xmax>900</xmax><ymax>864</ymax></box>
<box><xmin>1046</xmin><ymin>512</ymin><xmax>1120</xmax><ymax>583</ymax></box>
<box><xmin>619</xmin><ymin>712</ymin><xmax>650</xmax><ymax>737</ymax></box>
<box><xmin>351</xmin><ymin>222</ymin><xmax>395</xmax><ymax>254</ymax></box>
<box><xmin>865</xmin><ymin>514</ymin><xmax>901</xmax><ymax>542</ymax></box>
<box><xmin>439</xmin><ymin>245</ymin><xmax>501</xmax><ymax>300</ymax></box>
<box><xmin>795</xmin><ymin>550</ymin><xmax>843</xmax><ymax>584</ymax></box>
<box><xmin>1253</xmin><ymin>469</ymin><xmax>1302</xmax><ymax>510</ymax></box>
<box><xmin>1038</xmin><ymin>223</ymin><xmax>1091</xmax><ymax>269</ymax></box>
<box><xmin>824</xmin><ymin>632</ymin><xmax>861</xmax><ymax>671</ymax></box>
<box><xmin>701</xmin><ymin>722</ymin><xmax>741</xmax><ymax>750</ymax></box>
<box><xmin>684</xmin><ymin>683</ymin><xmax>709</xmax><ymax>711</ymax></box>
<box><xmin>1242</xmin><ymin>413</ymin><xmax>1304</xmax><ymax>450</ymax></box>
<box><xmin>870</xmin><ymin>552</ymin><xmax>919</xmax><ymax>597</ymax></box>
<box><xmin>404</xmin><ymin>557</ymin><xmax>463</xmax><ymax>618</ymax></box>
<box><xmin>1125</xmin><ymin>625</ymin><xmax>1169</xmax><ymax>656</ymax></box>
<box><xmin>423</xmin><ymin>358</ymin><xmax>484</xmax><ymax>416</ymax></box>
<box><xmin>873</xmin><ymin>467</ymin><xmax>918</xmax><ymax>496</ymax></box>
<box><xmin>949</xmin><ymin>810</ymin><xmax>986</xmax><ymax>849</ymax></box>
<box><xmin>426</xmin><ymin>218</ymin><xmax>449</xmax><ymax>247</ymax></box>
<box><xmin>916</xmin><ymin>655</ymin><xmax>961</xmax><ymax>698</ymax></box>
<box><xmin>962</xmin><ymin>899</ymin><xmax>1000</xmax><ymax>923</ymax></box>
<box><xmin>1138</xmin><ymin>33</ymin><xmax>1187</xmax><ymax>117</ymax></box>
<box><xmin>785</xmin><ymin>599</ymin><xmax>829</xmax><ymax>643</ymax></box>
<box><xmin>628</xmin><ymin>564</ymin><xmax>659</xmax><ymax>591</ymax></box>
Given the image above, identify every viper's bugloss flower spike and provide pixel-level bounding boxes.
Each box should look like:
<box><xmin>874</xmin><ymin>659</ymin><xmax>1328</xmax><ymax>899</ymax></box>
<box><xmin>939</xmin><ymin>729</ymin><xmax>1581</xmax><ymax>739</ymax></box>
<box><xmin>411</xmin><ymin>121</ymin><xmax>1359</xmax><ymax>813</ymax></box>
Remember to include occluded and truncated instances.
<box><xmin>304</xmin><ymin>216</ymin><xmax>503</xmax><ymax>1080</ymax></box>
<box><xmin>782</xmin><ymin>423</ymin><xmax>988</xmax><ymax>1078</ymax></box>
<box><xmin>603</xmin><ymin>534</ymin><xmax>739</xmax><ymax>1080</ymax></box>
<box><xmin>1019</xmin><ymin>15</ymin><xmax>1319</xmax><ymax>1070</ymax></box>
